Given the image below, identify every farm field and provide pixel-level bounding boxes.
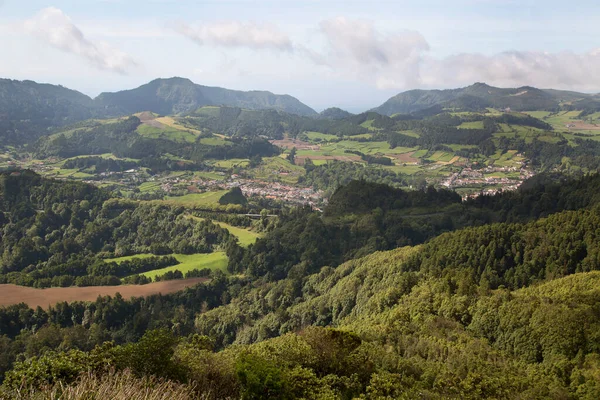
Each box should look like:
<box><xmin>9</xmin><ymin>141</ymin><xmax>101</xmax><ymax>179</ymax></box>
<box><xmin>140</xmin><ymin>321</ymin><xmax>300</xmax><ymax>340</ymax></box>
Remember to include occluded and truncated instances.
<box><xmin>164</xmin><ymin>191</ymin><xmax>228</xmax><ymax>206</ymax></box>
<box><xmin>137</xmin><ymin>124</ymin><xmax>197</xmax><ymax>143</ymax></box>
<box><xmin>141</xmin><ymin>252</ymin><xmax>228</xmax><ymax>279</ymax></box>
<box><xmin>459</xmin><ymin>121</ymin><xmax>484</xmax><ymax>129</ymax></box>
<box><xmin>189</xmin><ymin>216</ymin><xmax>261</xmax><ymax>247</ymax></box>
<box><xmin>0</xmin><ymin>278</ymin><xmax>207</xmax><ymax>307</ymax></box>
<box><xmin>213</xmin><ymin>159</ymin><xmax>249</xmax><ymax>168</ymax></box>
<box><xmin>304</xmin><ymin>131</ymin><xmax>338</xmax><ymax>142</ymax></box>
<box><xmin>106</xmin><ymin>252</ymin><xmax>229</xmax><ymax>280</ymax></box>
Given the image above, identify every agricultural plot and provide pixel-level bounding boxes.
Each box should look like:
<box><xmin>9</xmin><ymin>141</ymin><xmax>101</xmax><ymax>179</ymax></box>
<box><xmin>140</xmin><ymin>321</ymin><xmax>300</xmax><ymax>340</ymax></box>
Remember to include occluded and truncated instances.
<box><xmin>193</xmin><ymin>171</ymin><xmax>227</xmax><ymax>180</ymax></box>
<box><xmin>105</xmin><ymin>252</ymin><xmax>229</xmax><ymax>280</ymax></box>
<box><xmin>250</xmin><ymin>157</ymin><xmax>304</xmax><ymax>184</ymax></box>
<box><xmin>0</xmin><ymin>278</ymin><xmax>207</xmax><ymax>307</ymax></box>
<box><xmin>458</xmin><ymin>121</ymin><xmax>484</xmax><ymax>129</ymax></box>
<box><xmin>213</xmin><ymin>159</ymin><xmax>250</xmax><ymax>168</ymax></box>
<box><xmin>136</xmin><ymin>124</ymin><xmax>197</xmax><ymax>143</ymax></box>
<box><xmin>190</xmin><ymin>216</ymin><xmax>261</xmax><ymax>247</ymax></box>
<box><xmin>304</xmin><ymin>131</ymin><xmax>338</xmax><ymax>142</ymax></box>
<box><xmin>164</xmin><ymin>191</ymin><xmax>228</xmax><ymax>206</ymax></box>
<box><xmin>141</xmin><ymin>253</ymin><xmax>228</xmax><ymax>279</ymax></box>
<box><xmin>523</xmin><ymin>111</ymin><xmax>553</xmax><ymax>119</ymax></box>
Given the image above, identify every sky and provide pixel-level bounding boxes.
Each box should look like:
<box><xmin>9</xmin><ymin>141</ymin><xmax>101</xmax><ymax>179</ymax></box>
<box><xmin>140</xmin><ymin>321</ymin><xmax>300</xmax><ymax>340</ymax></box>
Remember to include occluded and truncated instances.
<box><xmin>1</xmin><ymin>0</ymin><xmax>599</xmax><ymax>112</ymax></box>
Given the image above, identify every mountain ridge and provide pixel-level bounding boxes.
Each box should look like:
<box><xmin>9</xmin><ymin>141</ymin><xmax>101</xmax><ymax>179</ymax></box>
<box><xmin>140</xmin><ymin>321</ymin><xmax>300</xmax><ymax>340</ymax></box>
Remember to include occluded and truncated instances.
<box><xmin>371</xmin><ymin>82</ymin><xmax>596</xmax><ymax>115</ymax></box>
<box><xmin>95</xmin><ymin>77</ymin><xmax>318</xmax><ymax>117</ymax></box>
<box><xmin>0</xmin><ymin>77</ymin><xmax>317</xmax><ymax>144</ymax></box>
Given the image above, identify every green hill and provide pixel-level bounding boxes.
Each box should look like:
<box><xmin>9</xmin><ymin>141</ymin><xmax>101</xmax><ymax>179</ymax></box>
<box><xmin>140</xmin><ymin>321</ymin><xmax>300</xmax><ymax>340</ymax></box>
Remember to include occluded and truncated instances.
<box><xmin>0</xmin><ymin>79</ymin><xmax>95</xmax><ymax>144</ymax></box>
<box><xmin>319</xmin><ymin>107</ymin><xmax>354</xmax><ymax>120</ymax></box>
<box><xmin>372</xmin><ymin>82</ymin><xmax>596</xmax><ymax>115</ymax></box>
<box><xmin>95</xmin><ymin>77</ymin><xmax>317</xmax><ymax>117</ymax></box>
<box><xmin>0</xmin><ymin>77</ymin><xmax>317</xmax><ymax>145</ymax></box>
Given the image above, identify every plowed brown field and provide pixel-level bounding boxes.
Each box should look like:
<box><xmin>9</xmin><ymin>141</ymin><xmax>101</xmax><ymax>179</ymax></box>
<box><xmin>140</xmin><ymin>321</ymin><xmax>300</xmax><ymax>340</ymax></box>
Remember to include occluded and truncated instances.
<box><xmin>0</xmin><ymin>278</ymin><xmax>207</xmax><ymax>308</ymax></box>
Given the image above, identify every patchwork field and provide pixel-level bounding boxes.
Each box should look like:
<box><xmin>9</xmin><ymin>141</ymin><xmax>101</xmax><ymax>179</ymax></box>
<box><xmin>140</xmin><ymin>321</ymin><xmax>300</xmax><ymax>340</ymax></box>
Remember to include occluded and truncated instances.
<box><xmin>105</xmin><ymin>252</ymin><xmax>229</xmax><ymax>280</ymax></box>
<box><xmin>0</xmin><ymin>278</ymin><xmax>207</xmax><ymax>308</ymax></box>
<box><xmin>164</xmin><ymin>191</ymin><xmax>228</xmax><ymax>206</ymax></box>
<box><xmin>189</xmin><ymin>216</ymin><xmax>261</xmax><ymax>247</ymax></box>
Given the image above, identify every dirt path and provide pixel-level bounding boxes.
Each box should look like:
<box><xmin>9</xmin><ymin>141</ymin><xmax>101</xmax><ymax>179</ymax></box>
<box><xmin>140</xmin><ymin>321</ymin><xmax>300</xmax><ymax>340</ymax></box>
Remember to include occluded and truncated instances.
<box><xmin>0</xmin><ymin>278</ymin><xmax>207</xmax><ymax>308</ymax></box>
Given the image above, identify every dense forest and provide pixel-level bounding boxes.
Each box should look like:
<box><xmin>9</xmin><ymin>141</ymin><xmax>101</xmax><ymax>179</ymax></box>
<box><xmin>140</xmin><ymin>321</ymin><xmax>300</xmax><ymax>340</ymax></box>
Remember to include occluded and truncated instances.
<box><xmin>0</xmin><ymin>171</ymin><xmax>233</xmax><ymax>287</ymax></box>
<box><xmin>2</xmin><ymin>173</ymin><xmax>600</xmax><ymax>398</ymax></box>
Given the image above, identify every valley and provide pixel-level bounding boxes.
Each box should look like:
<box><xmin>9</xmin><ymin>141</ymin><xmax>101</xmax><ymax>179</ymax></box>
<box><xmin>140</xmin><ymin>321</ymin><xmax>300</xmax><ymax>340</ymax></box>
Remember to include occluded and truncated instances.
<box><xmin>3</xmin><ymin>78</ymin><xmax>600</xmax><ymax>398</ymax></box>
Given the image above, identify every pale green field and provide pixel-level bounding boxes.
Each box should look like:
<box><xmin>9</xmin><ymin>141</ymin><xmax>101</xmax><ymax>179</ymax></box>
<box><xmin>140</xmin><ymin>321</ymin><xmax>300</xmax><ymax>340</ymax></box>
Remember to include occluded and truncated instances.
<box><xmin>458</xmin><ymin>121</ymin><xmax>484</xmax><ymax>129</ymax></box>
<box><xmin>346</xmin><ymin>133</ymin><xmax>373</xmax><ymax>139</ymax></box>
<box><xmin>543</xmin><ymin>111</ymin><xmax>583</xmax><ymax>130</ymax></box>
<box><xmin>137</xmin><ymin>124</ymin><xmax>197</xmax><ymax>143</ymax></box>
<box><xmin>429</xmin><ymin>151</ymin><xmax>454</xmax><ymax>162</ymax></box>
<box><xmin>138</xmin><ymin>181</ymin><xmax>162</xmax><ymax>192</ymax></box>
<box><xmin>311</xmin><ymin>159</ymin><xmax>329</xmax><ymax>166</ymax></box>
<box><xmin>213</xmin><ymin>159</ymin><xmax>249</xmax><ymax>168</ymax></box>
<box><xmin>491</xmin><ymin>150</ymin><xmax>524</xmax><ymax>168</ymax></box>
<box><xmin>142</xmin><ymin>252</ymin><xmax>228</xmax><ymax>279</ymax></box>
<box><xmin>51</xmin><ymin>169</ymin><xmax>94</xmax><ymax>179</ymax></box>
<box><xmin>165</xmin><ymin>191</ymin><xmax>228</xmax><ymax>206</ymax></box>
<box><xmin>250</xmin><ymin>156</ymin><xmax>304</xmax><ymax>184</ymax></box>
<box><xmin>105</xmin><ymin>252</ymin><xmax>229</xmax><ymax>280</ymax></box>
<box><xmin>190</xmin><ymin>216</ymin><xmax>261</xmax><ymax>247</ymax></box>
<box><xmin>411</xmin><ymin>149</ymin><xmax>428</xmax><ymax>158</ymax></box>
<box><xmin>305</xmin><ymin>131</ymin><xmax>338</xmax><ymax>142</ymax></box>
<box><xmin>360</xmin><ymin>119</ymin><xmax>380</xmax><ymax>130</ymax></box>
<box><xmin>193</xmin><ymin>171</ymin><xmax>227</xmax><ymax>180</ymax></box>
<box><xmin>523</xmin><ymin>111</ymin><xmax>552</xmax><ymax>119</ymax></box>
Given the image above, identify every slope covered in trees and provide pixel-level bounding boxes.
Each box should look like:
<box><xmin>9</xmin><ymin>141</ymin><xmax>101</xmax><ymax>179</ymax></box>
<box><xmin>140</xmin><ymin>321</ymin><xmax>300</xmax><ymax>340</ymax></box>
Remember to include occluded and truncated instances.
<box><xmin>0</xmin><ymin>171</ymin><xmax>233</xmax><ymax>287</ymax></box>
<box><xmin>4</xmin><ymin>207</ymin><xmax>600</xmax><ymax>397</ymax></box>
<box><xmin>95</xmin><ymin>77</ymin><xmax>317</xmax><ymax>117</ymax></box>
<box><xmin>2</xmin><ymin>173</ymin><xmax>600</xmax><ymax>397</ymax></box>
<box><xmin>372</xmin><ymin>82</ymin><xmax>596</xmax><ymax>115</ymax></box>
<box><xmin>0</xmin><ymin>79</ymin><xmax>95</xmax><ymax>145</ymax></box>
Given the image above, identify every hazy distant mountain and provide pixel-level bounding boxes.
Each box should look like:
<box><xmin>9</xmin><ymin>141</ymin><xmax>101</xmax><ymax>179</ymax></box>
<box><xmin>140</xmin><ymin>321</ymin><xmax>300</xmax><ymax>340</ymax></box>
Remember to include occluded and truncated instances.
<box><xmin>0</xmin><ymin>77</ymin><xmax>318</xmax><ymax>145</ymax></box>
<box><xmin>95</xmin><ymin>77</ymin><xmax>317</xmax><ymax>117</ymax></box>
<box><xmin>319</xmin><ymin>107</ymin><xmax>354</xmax><ymax>120</ymax></box>
<box><xmin>0</xmin><ymin>79</ymin><xmax>95</xmax><ymax>144</ymax></box>
<box><xmin>371</xmin><ymin>83</ymin><xmax>595</xmax><ymax>116</ymax></box>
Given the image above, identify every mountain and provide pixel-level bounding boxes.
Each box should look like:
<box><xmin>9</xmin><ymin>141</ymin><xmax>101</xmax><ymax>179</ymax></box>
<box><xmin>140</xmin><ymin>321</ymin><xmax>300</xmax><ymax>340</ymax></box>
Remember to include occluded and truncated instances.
<box><xmin>95</xmin><ymin>77</ymin><xmax>317</xmax><ymax>117</ymax></box>
<box><xmin>0</xmin><ymin>78</ymin><xmax>317</xmax><ymax>145</ymax></box>
<box><xmin>319</xmin><ymin>107</ymin><xmax>354</xmax><ymax>120</ymax></box>
<box><xmin>372</xmin><ymin>82</ymin><xmax>595</xmax><ymax>115</ymax></box>
<box><xmin>0</xmin><ymin>79</ymin><xmax>95</xmax><ymax>144</ymax></box>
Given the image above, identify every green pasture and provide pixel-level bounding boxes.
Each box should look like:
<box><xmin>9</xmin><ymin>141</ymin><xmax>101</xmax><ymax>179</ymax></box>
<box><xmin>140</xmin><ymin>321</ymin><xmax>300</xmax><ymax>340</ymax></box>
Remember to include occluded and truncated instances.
<box><xmin>105</xmin><ymin>252</ymin><xmax>229</xmax><ymax>280</ymax></box>
<box><xmin>164</xmin><ymin>191</ymin><xmax>228</xmax><ymax>206</ymax></box>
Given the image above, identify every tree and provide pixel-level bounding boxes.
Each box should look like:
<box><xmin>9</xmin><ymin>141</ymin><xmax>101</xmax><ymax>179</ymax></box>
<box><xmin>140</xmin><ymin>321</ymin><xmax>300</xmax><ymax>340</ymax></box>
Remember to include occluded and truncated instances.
<box><xmin>287</xmin><ymin>147</ymin><xmax>297</xmax><ymax>165</ymax></box>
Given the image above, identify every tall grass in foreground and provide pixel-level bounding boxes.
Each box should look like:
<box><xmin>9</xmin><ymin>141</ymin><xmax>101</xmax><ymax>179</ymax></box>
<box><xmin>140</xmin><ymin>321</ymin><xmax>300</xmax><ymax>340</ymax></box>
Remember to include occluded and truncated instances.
<box><xmin>0</xmin><ymin>370</ymin><xmax>201</xmax><ymax>400</ymax></box>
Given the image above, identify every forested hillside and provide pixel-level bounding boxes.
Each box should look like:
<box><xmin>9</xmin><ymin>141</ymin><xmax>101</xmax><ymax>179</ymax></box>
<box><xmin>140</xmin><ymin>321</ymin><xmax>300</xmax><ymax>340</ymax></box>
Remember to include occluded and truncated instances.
<box><xmin>0</xmin><ymin>78</ymin><xmax>317</xmax><ymax>145</ymax></box>
<box><xmin>95</xmin><ymin>77</ymin><xmax>317</xmax><ymax>117</ymax></box>
<box><xmin>2</xmin><ymin>173</ymin><xmax>600</xmax><ymax>398</ymax></box>
<box><xmin>0</xmin><ymin>171</ymin><xmax>233</xmax><ymax>287</ymax></box>
<box><xmin>372</xmin><ymin>82</ymin><xmax>598</xmax><ymax>115</ymax></box>
<box><xmin>0</xmin><ymin>79</ymin><xmax>95</xmax><ymax>144</ymax></box>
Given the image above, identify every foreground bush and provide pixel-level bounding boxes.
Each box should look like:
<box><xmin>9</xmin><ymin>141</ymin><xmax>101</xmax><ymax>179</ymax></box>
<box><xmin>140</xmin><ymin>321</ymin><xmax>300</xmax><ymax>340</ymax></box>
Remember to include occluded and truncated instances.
<box><xmin>0</xmin><ymin>370</ymin><xmax>196</xmax><ymax>400</ymax></box>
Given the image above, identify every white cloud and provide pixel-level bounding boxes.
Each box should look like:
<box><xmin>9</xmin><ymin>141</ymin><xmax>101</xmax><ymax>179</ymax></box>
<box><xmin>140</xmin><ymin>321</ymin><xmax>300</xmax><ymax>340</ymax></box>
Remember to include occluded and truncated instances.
<box><xmin>175</xmin><ymin>20</ymin><xmax>293</xmax><ymax>51</ymax></box>
<box><xmin>312</xmin><ymin>17</ymin><xmax>600</xmax><ymax>92</ymax></box>
<box><xmin>316</xmin><ymin>17</ymin><xmax>429</xmax><ymax>89</ymax></box>
<box><xmin>23</xmin><ymin>7</ymin><xmax>137</xmax><ymax>74</ymax></box>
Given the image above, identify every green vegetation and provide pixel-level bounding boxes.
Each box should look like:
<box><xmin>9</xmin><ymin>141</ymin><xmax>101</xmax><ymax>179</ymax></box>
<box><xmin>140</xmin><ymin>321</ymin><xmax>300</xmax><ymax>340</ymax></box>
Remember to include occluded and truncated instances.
<box><xmin>164</xmin><ymin>191</ymin><xmax>229</xmax><ymax>206</ymax></box>
<box><xmin>8</xmin><ymin>78</ymin><xmax>600</xmax><ymax>399</ymax></box>
<box><xmin>128</xmin><ymin>252</ymin><xmax>229</xmax><ymax>279</ymax></box>
<box><xmin>4</xmin><ymin>173</ymin><xmax>600</xmax><ymax>397</ymax></box>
